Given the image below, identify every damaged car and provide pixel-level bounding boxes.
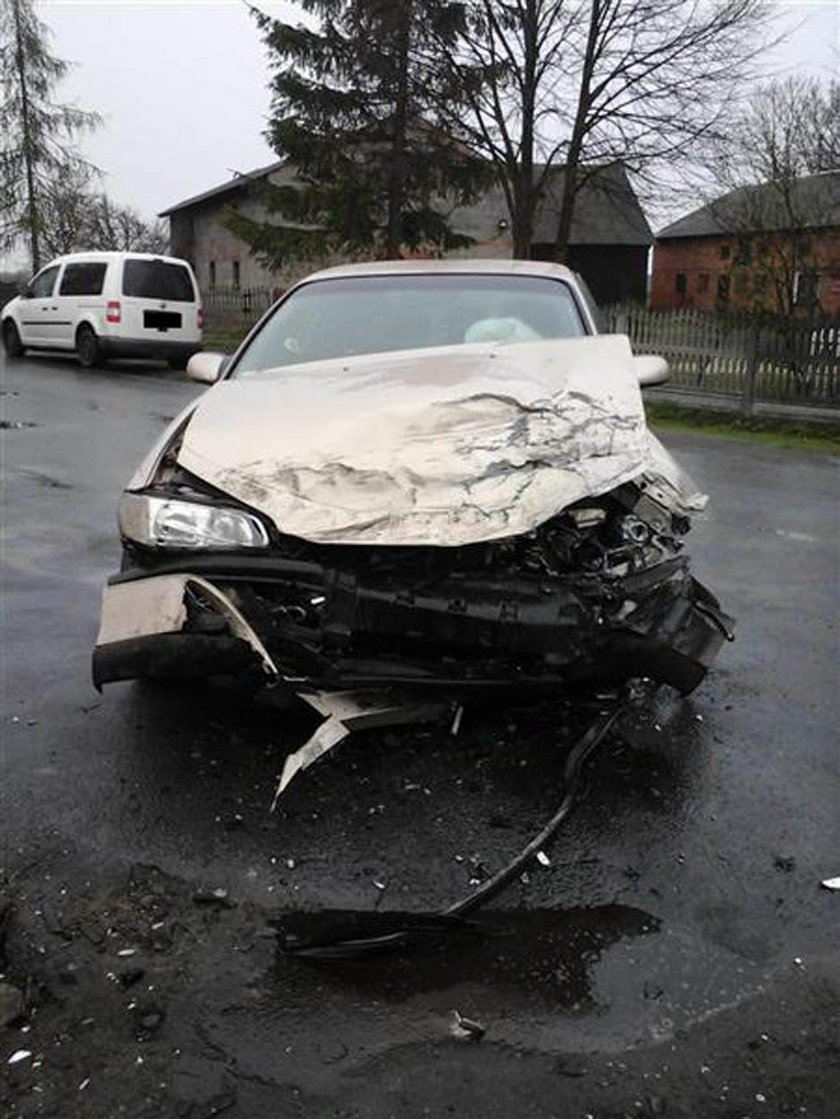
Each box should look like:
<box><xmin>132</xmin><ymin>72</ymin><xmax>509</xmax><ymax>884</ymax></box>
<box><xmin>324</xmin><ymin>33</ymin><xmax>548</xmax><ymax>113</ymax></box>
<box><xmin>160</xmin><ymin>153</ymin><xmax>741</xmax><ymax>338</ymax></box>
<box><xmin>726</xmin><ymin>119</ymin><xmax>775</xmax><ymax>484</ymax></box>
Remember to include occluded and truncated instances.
<box><xmin>93</xmin><ymin>261</ymin><xmax>734</xmax><ymax>710</ymax></box>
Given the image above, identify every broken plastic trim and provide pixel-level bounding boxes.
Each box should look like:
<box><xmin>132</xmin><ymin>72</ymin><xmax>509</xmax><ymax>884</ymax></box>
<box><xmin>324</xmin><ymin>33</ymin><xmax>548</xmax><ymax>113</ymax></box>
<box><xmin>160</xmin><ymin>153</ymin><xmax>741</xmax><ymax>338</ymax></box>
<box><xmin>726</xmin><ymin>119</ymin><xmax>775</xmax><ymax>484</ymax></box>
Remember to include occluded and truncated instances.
<box><xmin>280</xmin><ymin>690</ymin><xmax>630</xmax><ymax>958</ymax></box>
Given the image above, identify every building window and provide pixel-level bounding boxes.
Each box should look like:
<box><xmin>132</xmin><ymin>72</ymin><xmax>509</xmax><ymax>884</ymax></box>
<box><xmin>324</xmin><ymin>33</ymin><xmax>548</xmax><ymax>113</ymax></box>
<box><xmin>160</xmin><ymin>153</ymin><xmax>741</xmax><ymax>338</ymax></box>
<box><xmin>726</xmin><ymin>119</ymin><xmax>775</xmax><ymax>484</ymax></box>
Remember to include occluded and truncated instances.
<box><xmin>716</xmin><ymin>274</ymin><xmax>730</xmax><ymax>305</ymax></box>
<box><xmin>675</xmin><ymin>272</ymin><xmax>687</xmax><ymax>296</ymax></box>
<box><xmin>209</xmin><ymin>261</ymin><xmax>216</xmax><ymax>290</ymax></box>
<box><xmin>735</xmin><ymin>237</ymin><xmax>751</xmax><ymax>265</ymax></box>
<box><xmin>793</xmin><ymin>269</ymin><xmax>818</xmax><ymax>307</ymax></box>
<box><xmin>232</xmin><ymin>260</ymin><xmax>240</xmax><ymax>291</ymax></box>
<box><xmin>696</xmin><ymin>272</ymin><xmax>710</xmax><ymax>293</ymax></box>
<box><xmin>719</xmin><ymin>243</ymin><xmax>731</xmax><ymax>261</ymax></box>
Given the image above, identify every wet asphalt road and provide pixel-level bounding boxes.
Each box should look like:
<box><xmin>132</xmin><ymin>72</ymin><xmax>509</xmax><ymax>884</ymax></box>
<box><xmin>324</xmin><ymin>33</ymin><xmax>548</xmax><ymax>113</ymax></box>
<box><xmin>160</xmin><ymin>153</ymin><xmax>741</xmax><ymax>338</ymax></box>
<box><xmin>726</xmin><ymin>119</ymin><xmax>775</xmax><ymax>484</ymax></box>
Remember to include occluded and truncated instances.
<box><xmin>1</xmin><ymin>350</ymin><xmax>839</xmax><ymax>1119</ymax></box>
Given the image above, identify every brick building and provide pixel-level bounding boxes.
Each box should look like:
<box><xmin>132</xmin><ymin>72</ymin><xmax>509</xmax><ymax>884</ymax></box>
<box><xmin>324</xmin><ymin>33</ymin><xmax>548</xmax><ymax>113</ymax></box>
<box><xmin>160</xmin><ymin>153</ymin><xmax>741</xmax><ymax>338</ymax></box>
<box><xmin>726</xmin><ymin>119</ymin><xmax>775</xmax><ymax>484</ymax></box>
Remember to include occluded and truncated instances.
<box><xmin>160</xmin><ymin>161</ymin><xmax>652</xmax><ymax>306</ymax></box>
<box><xmin>650</xmin><ymin>170</ymin><xmax>840</xmax><ymax>316</ymax></box>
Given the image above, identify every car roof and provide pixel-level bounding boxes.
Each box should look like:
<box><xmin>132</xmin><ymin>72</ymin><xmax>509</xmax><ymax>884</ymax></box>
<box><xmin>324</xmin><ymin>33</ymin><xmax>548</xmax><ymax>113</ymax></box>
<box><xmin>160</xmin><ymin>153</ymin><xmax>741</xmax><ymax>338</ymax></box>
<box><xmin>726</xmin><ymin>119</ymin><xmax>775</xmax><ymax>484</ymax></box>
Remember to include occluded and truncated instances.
<box><xmin>301</xmin><ymin>258</ymin><xmax>580</xmax><ymax>283</ymax></box>
<box><xmin>39</xmin><ymin>251</ymin><xmax>192</xmax><ymax>268</ymax></box>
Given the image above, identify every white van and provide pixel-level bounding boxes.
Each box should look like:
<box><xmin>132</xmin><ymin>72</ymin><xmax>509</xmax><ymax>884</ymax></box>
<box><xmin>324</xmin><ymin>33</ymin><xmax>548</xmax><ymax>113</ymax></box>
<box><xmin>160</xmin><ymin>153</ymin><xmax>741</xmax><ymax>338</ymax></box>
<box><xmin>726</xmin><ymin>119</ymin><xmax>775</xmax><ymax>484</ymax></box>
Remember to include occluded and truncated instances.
<box><xmin>1</xmin><ymin>251</ymin><xmax>203</xmax><ymax>369</ymax></box>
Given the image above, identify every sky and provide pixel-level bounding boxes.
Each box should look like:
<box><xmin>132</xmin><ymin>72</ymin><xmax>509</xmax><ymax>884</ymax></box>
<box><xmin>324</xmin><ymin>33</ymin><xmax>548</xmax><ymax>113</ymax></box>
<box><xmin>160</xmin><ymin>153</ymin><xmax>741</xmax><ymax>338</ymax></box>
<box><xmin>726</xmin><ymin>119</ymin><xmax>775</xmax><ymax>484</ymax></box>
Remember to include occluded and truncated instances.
<box><xmin>5</xmin><ymin>0</ymin><xmax>839</xmax><ymax>268</ymax></box>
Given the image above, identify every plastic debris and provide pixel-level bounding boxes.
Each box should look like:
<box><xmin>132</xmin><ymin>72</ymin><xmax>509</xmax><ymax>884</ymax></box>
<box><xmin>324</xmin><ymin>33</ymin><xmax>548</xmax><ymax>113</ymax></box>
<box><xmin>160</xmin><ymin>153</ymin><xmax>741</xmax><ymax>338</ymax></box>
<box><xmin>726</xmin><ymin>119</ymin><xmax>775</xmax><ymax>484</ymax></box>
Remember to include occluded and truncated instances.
<box><xmin>536</xmin><ymin>851</ymin><xmax>551</xmax><ymax>868</ymax></box>
<box><xmin>450</xmin><ymin>1010</ymin><xmax>485</xmax><ymax>1041</ymax></box>
<box><xmin>78</xmin><ymin>1079</ymin><xmax>90</xmax><ymax>1091</ymax></box>
<box><xmin>8</xmin><ymin>1050</ymin><xmax>32</xmax><ymax>1065</ymax></box>
<box><xmin>450</xmin><ymin>704</ymin><xmax>464</xmax><ymax>736</ymax></box>
<box><xmin>192</xmin><ymin>887</ymin><xmax>235</xmax><ymax>909</ymax></box>
<box><xmin>117</xmin><ymin>948</ymin><xmax>137</xmax><ymax>958</ymax></box>
<box><xmin>272</xmin><ymin>690</ymin><xmax>446</xmax><ymax>807</ymax></box>
<box><xmin>820</xmin><ymin>877</ymin><xmax>840</xmax><ymax>890</ymax></box>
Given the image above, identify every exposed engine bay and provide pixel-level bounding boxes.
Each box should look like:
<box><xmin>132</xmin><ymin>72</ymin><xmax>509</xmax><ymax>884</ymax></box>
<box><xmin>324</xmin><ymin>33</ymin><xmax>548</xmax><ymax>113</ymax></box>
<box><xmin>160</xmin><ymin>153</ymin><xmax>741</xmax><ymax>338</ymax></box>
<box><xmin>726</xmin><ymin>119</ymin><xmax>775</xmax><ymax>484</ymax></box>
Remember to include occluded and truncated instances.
<box><xmin>95</xmin><ymin>461</ymin><xmax>732</xmax><ymax>699</ymax></box>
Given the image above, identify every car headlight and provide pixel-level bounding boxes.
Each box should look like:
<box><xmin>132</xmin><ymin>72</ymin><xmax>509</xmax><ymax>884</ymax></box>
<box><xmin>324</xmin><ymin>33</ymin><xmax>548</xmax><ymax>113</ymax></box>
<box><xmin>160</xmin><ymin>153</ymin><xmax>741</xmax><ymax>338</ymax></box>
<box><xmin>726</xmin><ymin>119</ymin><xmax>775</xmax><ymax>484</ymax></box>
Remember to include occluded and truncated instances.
<box><xmin>119</xmin><ymin>492</ymin><xmax>269</xmax><ymax>550</ymax></box>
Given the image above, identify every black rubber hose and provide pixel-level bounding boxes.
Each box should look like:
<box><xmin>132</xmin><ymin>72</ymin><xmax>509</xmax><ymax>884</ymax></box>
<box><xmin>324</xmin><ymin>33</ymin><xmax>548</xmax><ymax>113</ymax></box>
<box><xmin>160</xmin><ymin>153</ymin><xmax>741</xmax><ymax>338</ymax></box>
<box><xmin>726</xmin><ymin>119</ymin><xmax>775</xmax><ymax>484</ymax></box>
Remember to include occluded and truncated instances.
<box><xmin>444</xmin><ymin>697</ymin><xmax>628</xmax><ymax>917</ymax></box>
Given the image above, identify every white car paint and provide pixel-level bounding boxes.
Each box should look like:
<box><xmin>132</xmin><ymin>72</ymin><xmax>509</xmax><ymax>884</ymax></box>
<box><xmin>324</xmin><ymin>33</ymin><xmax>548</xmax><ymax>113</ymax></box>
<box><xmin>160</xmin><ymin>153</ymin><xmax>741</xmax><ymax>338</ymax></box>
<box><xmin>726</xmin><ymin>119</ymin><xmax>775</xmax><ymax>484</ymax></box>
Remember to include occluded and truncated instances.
<box><xmin>173</xmin><ymin>333</ymin><xmax>702</xmax><ymax>547</ymax></box>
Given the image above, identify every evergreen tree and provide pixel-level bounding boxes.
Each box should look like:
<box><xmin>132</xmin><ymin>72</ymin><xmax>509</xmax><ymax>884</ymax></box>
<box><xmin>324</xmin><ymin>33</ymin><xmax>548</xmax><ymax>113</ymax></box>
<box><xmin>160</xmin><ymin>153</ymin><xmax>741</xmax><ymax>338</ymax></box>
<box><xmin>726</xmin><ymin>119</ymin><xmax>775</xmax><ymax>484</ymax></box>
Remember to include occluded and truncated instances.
<box><xmin>0</xmin><ymin>0</ymin><xmax>101</xmax><ymax>270</ymax></box>
<box><xmin>225</xmin><ymin>0</ymin><xmax>487</xmax><ymax>267</ymax></box>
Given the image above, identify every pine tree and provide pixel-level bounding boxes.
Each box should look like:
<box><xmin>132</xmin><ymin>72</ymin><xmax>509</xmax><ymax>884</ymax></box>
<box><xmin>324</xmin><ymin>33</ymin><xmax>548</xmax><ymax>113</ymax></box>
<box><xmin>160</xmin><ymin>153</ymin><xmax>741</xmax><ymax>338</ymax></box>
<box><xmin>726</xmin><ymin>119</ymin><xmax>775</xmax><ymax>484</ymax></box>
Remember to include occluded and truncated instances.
<box><xmin>0</xmin><ymin>0</ymin><xmax>101</xmax><ymax>270</ymax></box>
<box><xmin>225</xmin><ymin>0</ymin><xmax>487</xmax><ymax>267</ymax></box>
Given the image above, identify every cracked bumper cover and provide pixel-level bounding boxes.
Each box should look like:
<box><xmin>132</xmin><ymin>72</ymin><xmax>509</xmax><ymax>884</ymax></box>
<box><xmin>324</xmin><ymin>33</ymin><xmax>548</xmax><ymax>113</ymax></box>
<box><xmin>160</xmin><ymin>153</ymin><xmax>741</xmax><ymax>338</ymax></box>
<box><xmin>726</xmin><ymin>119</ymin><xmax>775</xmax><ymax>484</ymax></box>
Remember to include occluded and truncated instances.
<box><xmin>91</xmin><ymin>558</ymin><xmax>733</xmax><ymax>696</ymax></box>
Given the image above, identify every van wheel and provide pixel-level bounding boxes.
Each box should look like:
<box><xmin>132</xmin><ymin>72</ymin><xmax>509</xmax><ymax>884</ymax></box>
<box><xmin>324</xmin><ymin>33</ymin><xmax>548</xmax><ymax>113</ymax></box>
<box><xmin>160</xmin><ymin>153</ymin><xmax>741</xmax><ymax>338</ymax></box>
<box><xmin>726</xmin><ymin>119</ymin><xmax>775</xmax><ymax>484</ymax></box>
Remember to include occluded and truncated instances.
<box><xmin>2</xmin><ymin>320</ymin><xmax>25</xmax><ymax>358</ymax></box>
<box><xmin>76</xmin><ymin>325</ymin><xmax>101</xmax><ymax>368</ymax></box>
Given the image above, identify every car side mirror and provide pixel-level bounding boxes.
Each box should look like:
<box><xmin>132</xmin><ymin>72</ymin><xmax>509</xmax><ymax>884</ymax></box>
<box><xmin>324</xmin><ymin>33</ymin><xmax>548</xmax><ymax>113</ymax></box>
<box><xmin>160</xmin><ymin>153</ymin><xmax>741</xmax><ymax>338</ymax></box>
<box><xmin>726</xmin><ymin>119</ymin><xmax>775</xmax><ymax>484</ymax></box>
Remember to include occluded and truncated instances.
<box><xmin>632</xmin><ymin>354</ymin><xmax>669</xmax><ymax>386</ymax></box>
<box><xmin>19</xmin><ymin>284</ymin><xmax>32</xmax><ymax>299</ymax></box>
<box><xmin>187</xmin><ymin>351</ymin><xmax>226</xmax><ymax>384</ymax></box>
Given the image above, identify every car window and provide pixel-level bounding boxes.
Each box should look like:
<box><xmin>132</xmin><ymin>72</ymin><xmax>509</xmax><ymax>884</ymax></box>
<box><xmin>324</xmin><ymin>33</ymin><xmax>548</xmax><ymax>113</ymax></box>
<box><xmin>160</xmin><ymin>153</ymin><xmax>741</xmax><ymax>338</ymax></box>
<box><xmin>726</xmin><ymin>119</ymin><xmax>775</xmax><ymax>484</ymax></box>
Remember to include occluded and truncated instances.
<box><xmin>122</xmin><ymin>259</ymin><xmax>195</xmax><ymax>302</ymax></box>
<box><xmin>233</xmin><ymin>274</ymin><xmax>587</xmax><ymax>376</ymax></box>
<box><xmin>59</xmin><ymin>262</ymin><xmax>108</xmax><ymax>296</ymax></box>
<box><xmin>29</xmin><ymin>265</ymin><xmax>60</xmax><ymax>299</ymax></box>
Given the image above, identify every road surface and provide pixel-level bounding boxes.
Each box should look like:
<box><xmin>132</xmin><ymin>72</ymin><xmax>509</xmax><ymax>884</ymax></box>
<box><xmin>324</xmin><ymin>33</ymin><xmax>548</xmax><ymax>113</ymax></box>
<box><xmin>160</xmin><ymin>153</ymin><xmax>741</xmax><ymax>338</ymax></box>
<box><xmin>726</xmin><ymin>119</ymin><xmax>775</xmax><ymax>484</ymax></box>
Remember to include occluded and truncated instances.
<box><xmin>2</xmin><ymin>350</ymin><xmax>839</xmax><ymax>1118</ymax></box>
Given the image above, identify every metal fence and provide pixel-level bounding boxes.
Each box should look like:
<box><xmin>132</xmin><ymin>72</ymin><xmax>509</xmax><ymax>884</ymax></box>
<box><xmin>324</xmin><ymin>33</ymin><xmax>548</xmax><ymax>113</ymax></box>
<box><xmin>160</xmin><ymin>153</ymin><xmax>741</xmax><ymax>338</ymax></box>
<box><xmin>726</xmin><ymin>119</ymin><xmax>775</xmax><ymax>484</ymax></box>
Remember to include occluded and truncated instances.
<box><xmin>603</xmin><ymin>305</ymin><xmax>840</xmax><ymax>413</ymax></box>
<box><xmin>203</xmin><ymin>287</ymin><xmax>276</xmax><ymax>331</ymax></box>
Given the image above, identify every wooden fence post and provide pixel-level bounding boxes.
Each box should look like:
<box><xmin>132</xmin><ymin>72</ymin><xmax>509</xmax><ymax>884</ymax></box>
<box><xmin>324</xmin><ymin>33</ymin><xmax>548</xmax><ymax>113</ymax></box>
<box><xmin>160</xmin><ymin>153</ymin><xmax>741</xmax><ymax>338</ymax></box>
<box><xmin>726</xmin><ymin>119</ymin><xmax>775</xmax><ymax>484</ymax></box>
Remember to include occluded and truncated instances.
<box><xmin>741</xmin><ymin>318</ymin><xmax>760</xmax><ymax>418</ymax></box>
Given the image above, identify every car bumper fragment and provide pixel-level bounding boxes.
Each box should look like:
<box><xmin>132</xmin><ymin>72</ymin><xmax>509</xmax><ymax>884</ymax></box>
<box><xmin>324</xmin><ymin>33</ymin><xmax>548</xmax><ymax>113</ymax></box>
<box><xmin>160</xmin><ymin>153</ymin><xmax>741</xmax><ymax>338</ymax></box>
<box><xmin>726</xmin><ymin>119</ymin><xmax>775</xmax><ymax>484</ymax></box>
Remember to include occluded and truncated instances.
<box><xmin>92</xmin><ymin>573</ymin><xmax>278</xmax><ymax>689</ymax></box>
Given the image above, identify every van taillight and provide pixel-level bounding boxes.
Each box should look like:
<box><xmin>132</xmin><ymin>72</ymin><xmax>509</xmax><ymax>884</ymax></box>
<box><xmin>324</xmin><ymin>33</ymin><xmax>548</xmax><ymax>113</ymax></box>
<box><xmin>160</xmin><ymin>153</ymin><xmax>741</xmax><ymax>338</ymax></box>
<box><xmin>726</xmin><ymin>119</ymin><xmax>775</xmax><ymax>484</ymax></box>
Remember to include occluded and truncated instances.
<box><xmin>106</xmin><ymin>300</ymin><xmax>121</xmax><ymax>324</ymax></box>
<box><xmin>197</xmin><ymin>306</ymin><xmax>204</xmax><ymax>329</ymax></box>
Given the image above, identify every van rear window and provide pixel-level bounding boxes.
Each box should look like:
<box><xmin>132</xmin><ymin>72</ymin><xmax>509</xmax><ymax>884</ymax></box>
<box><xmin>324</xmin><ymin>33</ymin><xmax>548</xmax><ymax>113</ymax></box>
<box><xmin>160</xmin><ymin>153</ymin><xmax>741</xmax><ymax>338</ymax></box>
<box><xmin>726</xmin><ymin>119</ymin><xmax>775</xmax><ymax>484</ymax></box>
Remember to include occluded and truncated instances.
<box><xmin>122</xmin><ymin>260</ymin><xmax>195</xmax><ymax>302</ymax></box>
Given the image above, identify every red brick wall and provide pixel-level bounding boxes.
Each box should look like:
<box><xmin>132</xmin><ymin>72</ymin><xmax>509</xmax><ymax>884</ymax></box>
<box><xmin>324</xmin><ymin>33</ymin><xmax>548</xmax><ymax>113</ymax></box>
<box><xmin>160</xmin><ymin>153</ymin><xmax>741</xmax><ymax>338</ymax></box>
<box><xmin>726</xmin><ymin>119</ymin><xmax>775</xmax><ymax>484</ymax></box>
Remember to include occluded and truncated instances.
<box><xmin>650</xmin><ymin>237</ymin><xmax>731</xmax><ymax>311</ymax></box>
<box><xmin>651</xmin><ymin>229</ymin><xmax>840</xmax><ymax>315</ymax></box>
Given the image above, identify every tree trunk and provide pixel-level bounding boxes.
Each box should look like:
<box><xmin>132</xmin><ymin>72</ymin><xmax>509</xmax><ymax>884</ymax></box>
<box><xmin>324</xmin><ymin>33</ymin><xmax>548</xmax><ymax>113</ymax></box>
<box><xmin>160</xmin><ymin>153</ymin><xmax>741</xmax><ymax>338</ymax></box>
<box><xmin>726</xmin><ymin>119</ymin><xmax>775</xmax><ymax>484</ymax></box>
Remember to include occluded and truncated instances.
<box><xmin>555</xmin><ymin>0</ymin><xmax>600</xmax><ymax>263</ymax></box>
<box><xmin>12</xmin><ymin>0</ymin><xmax>40</xmax><ymax>271</ymax></box>
<box><xmin>385</xmin><ymin>1</ymin><xmax>411</xmax><ymax>259</ymax></box>
<box><xmin>513</xmin><ymin>0</ymin><xmax>538</xmax><ymax>259</ymax></box>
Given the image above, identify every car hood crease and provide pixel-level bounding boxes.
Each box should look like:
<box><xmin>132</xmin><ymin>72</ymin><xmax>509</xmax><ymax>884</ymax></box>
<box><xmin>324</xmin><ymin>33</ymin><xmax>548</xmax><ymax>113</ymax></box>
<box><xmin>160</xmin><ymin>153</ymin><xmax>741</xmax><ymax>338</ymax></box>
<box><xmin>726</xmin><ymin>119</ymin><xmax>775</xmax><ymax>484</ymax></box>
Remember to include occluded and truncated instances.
<box><xmin>176</xmin><ymin>335</ymin><xmax>701</xmax><ymax>546</ymax></box>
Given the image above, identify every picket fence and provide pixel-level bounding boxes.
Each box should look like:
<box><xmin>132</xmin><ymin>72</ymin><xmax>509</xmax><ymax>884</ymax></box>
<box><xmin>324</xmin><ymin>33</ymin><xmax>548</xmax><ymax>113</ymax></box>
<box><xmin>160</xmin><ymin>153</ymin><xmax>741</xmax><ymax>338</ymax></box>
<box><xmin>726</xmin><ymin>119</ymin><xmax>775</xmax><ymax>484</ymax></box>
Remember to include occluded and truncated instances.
<box><xmin>603</xmin><ymin>305</ymin><xmax>840</xmax><ymax>411</ymax></box>
<box><xmin>202</xmin><ymin>288</ymin><xmax>840</xmax><ymax>412</ymax></box>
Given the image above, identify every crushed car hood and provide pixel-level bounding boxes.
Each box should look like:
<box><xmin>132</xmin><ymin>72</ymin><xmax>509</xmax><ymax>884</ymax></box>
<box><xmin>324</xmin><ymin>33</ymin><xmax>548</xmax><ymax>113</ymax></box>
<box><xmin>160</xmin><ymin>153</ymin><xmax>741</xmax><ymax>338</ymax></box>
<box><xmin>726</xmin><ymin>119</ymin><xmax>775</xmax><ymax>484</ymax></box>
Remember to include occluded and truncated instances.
<box><xmin>176</xmin><ymin>335</ymin><xmax>702</xmax><ymax>546</ymax></box>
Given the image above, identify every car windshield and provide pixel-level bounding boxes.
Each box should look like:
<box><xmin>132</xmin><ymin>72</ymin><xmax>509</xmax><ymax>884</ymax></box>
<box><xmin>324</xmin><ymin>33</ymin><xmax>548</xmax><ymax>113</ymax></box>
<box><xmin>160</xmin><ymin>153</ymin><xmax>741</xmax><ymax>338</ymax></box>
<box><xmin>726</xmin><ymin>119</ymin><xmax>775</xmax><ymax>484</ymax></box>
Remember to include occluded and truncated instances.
<box><xmin>233</xmin><ymin>274</ymin><xmax>587</xmax><ymax>376</ymax></box>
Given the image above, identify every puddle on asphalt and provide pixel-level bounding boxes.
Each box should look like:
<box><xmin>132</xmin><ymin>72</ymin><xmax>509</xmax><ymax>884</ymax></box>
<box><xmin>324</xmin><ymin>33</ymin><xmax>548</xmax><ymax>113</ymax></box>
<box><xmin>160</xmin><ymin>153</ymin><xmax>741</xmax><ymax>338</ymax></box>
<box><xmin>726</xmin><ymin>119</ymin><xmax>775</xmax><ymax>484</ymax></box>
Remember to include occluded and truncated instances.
<box><xmin>208</xmin><ymin>899</ymin><xmax>767</xmax><ymax>1092</ymax></box>
<box><xmin>275</xmin><ymin>905</ymin><xmax>660</xmax><ymax>1010</ymax></box>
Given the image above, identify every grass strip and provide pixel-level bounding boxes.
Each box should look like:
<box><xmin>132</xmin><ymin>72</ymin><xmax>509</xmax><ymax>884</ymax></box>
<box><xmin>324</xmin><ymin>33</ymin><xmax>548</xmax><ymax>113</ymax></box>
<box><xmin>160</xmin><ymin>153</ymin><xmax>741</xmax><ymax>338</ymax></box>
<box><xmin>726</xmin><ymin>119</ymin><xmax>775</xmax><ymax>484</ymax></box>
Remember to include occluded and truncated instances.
<box><xmin>646</xmin><ymin>401</ymin><xmax>840</xmax><ymax>453</ymax></box>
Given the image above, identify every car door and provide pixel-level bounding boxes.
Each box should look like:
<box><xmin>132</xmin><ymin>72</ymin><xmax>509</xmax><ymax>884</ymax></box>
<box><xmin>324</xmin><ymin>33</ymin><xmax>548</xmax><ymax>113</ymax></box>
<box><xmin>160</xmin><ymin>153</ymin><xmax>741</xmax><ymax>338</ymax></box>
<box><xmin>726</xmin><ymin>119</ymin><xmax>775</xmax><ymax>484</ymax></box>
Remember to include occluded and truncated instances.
<box><xmin>56</xmin><ymin>260</ymin><xmax>108</xmax><ymax>348</ymax></box>
<box><xmin>18</xmin><ymin>264</ymin><xmax>62</xmax><ymax>346</ymax></box>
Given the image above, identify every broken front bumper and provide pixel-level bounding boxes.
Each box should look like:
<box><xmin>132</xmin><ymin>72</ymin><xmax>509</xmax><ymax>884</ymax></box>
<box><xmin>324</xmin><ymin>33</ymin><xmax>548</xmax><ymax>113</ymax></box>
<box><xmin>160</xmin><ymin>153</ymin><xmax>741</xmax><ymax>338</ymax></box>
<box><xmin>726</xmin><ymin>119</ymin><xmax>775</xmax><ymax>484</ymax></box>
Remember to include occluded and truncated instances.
<box><xmin>92</xmin><ymin>554</ymin><xmax>733</xmax><ymax>697</ymax></box>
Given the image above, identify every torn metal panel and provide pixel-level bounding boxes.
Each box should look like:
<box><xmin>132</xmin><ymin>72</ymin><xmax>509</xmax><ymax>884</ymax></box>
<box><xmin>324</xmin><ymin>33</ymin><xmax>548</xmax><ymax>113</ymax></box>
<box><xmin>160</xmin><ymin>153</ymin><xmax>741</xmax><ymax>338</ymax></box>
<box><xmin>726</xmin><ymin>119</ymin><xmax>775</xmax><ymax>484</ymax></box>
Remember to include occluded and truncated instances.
<box><xmin>176</xmin><ymin>335</ymin><xmax>672</xmax><ymax>547</ymax></box>
<box><xmin>273</xmin><ymin>690</ymin><xmax>449</xmax><ymax>805</ymax></box>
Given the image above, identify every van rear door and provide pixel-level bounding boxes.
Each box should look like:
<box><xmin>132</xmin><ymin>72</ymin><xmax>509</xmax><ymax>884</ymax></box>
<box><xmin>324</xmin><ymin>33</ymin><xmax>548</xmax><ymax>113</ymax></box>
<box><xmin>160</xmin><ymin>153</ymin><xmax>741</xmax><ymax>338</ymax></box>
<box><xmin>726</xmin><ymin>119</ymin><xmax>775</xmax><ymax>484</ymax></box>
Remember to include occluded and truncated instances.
<box><xmin>119</xmin><ymin>258</ymin><xmax>201</xmax><ymax>343</ymax></box>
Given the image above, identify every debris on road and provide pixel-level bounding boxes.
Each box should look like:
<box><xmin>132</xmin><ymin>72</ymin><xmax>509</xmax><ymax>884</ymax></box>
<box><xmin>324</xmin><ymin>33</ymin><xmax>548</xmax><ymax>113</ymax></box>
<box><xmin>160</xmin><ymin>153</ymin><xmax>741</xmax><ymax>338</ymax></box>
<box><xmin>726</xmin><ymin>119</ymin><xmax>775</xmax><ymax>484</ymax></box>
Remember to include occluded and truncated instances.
<box><xmin>450</xmin><ymin>1010</ymin><xmax>486</xmax><ymax>1042</ymax></box>
<box><xmin>277</xmin><ymin>694</ymin><xmax>629</xmax><ymax>957</ymax></box>
<box><xmin>192</xmin><ymin>888</ymin><xmax>235</xmax><ymax>908</ymax></box>
<box><xmin>272</xmin><ymin>690</ymin><xmax>448</xmax><ymax>807</ymax></box>
<box><xmin>0</xmin><ymin>982</ymin><xmax>24</xmax><ymax>1027</ymax></box>
<box><xmin>820</xmin><ymin>876</ymin><xmax>840</xmax><ymax>891</ymax></box>
<box><xmin>8</xmin><ymin>1050</ymin><xmax>32</xmax><ymax>1065</ymax></box>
